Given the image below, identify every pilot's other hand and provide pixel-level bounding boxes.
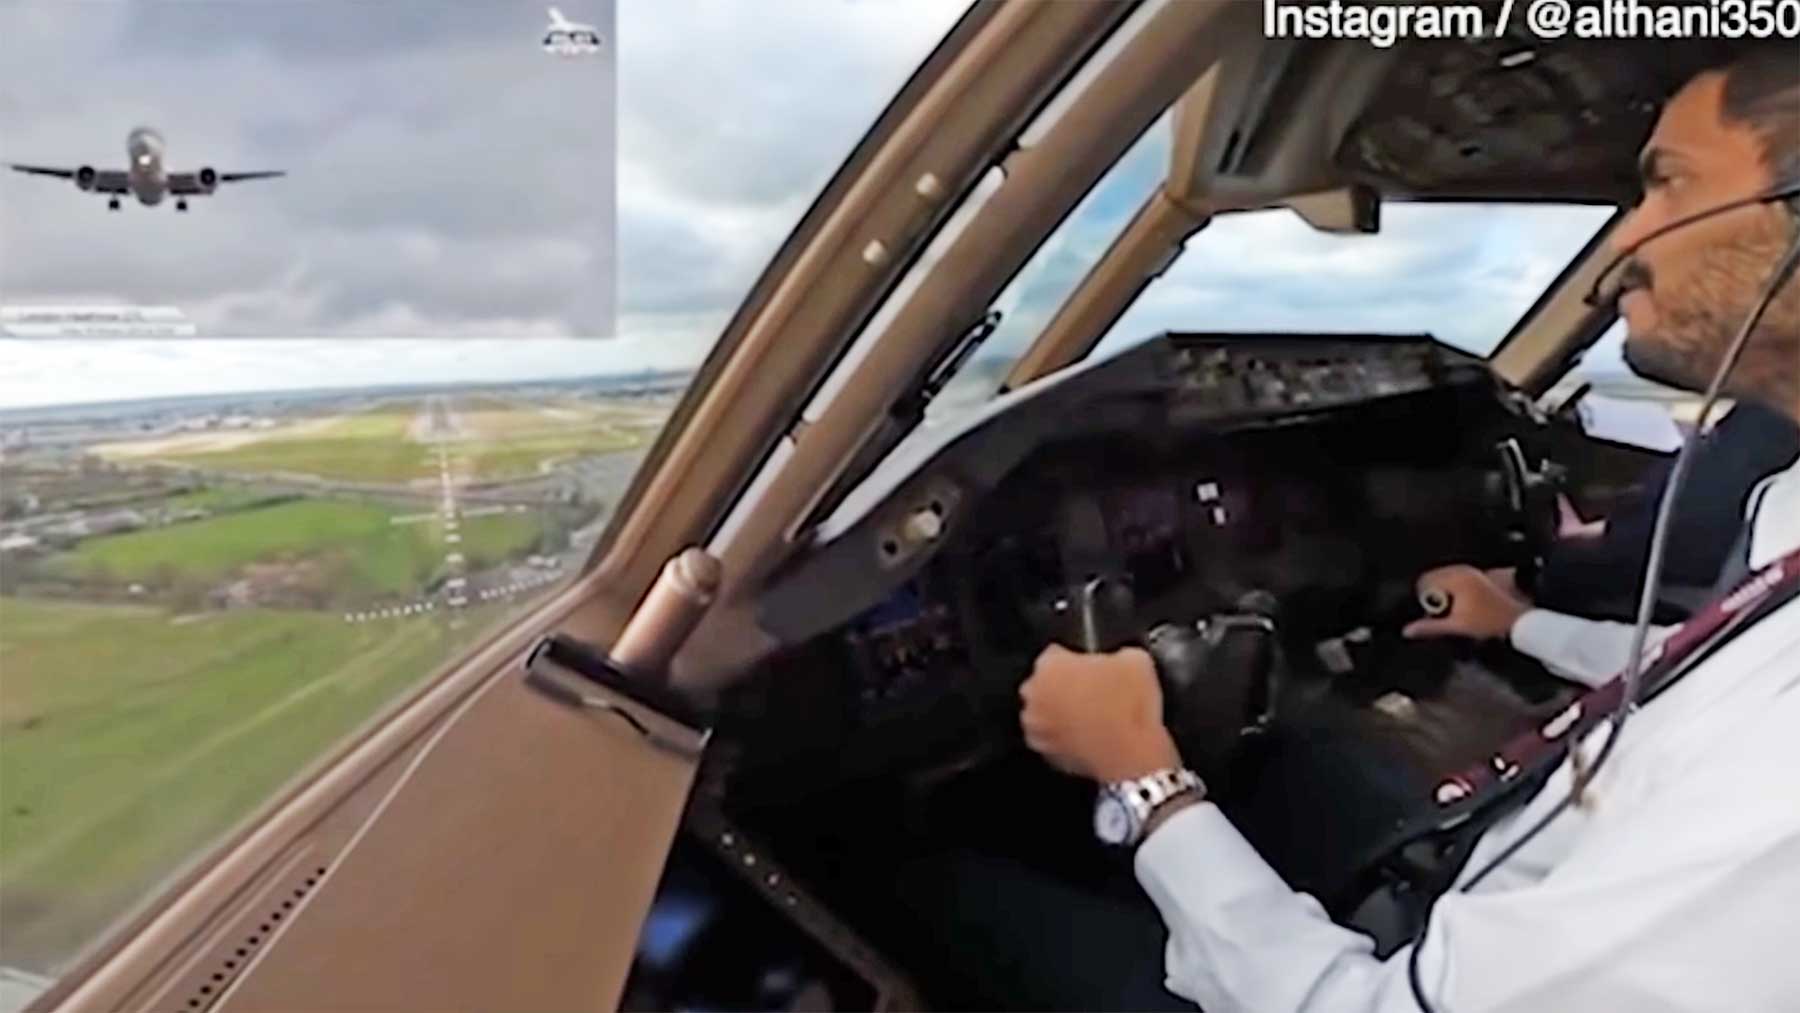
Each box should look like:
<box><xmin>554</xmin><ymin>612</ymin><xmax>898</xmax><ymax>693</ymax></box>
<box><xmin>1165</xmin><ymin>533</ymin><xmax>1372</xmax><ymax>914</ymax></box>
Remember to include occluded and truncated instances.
<box><xmin>1557</xmin><ymin>494</ymin><xmax>1608</xmax><ymax>540</ymax></box>
<box><xmin>1484</xmin><ymin>566</ymin><xmax>1522</xmax><ymax>600</ymax></box>
<box><xmin>1019</xmin><ymin>644</ymin><xmax>1180</xmax><ymax>782</ymax></box>
<box><xmin>1403</xmin><ymin>565</ymin><xmax>1530</xmax><ymax>641</ymax></box>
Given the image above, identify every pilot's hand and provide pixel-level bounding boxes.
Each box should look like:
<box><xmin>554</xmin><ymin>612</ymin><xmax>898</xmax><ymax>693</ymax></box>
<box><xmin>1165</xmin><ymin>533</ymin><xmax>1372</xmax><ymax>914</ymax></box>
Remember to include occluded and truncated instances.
<box><xmin>1019</xmin><ymin>644</ymin><xmax>1180</xmax><ymax>783</ymax></box>
<box><xmin>1484</xmin><ymin>566</ymin><xmax>1522</xmax><ymax>600</ymax></box>
<box><xmin>1403</xmin><ymin>565</ymin><xmax>1530</xmax><ymax>641</ymax></box>
<box><xmin>1557</xmin><ymin>494</ymin><xmax>1607</xmax><ymax>540</ymax></box>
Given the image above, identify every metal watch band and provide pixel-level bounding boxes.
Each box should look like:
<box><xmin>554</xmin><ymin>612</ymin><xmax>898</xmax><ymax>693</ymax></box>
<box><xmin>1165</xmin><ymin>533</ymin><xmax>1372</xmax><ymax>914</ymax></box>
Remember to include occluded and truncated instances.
<box><xmin>1117</xmin><ymin>767</ymin><xmax>1204</xmax><ymax>825</ymax></box>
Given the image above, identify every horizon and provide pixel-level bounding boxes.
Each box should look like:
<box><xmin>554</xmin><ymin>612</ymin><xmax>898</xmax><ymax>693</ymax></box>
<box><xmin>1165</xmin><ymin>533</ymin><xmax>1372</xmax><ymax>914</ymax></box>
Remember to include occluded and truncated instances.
<box><xmin>0</xmin><ymin>330</ymin><xmax>719</xmax><ymax>412</ymax></box>
<box><xmin>0</xmin><ymin>361</ymin><xmax>697</xmax><ymax>420</ymax></box>
<box><xmin>0</xmin><ymin>325</ymin><xmax>1660</xmax><ymax>417</ymax></box>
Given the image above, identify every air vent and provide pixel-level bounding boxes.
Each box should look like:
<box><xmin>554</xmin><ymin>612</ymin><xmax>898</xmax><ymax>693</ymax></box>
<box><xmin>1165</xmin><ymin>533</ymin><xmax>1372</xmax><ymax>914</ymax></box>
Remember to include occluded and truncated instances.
<box><xmin>178</xmin><ymin>864</ymin><xmax>329</xmax><ymax>1012</ymax></box>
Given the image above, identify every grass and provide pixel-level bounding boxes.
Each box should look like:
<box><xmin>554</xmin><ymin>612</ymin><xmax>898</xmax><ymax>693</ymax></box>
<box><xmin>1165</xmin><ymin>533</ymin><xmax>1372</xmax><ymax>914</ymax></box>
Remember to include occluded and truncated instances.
<box><xmin>0</xmin><ymin>595</ymin><xmax>523</xmax><ymax>974</ymax></box>
<box><xmin>0</xmin><ymin>395</ymin><xmax>647</xmax><ymax>976</ymax></box>
<box><xmin>46</xmin><ymin>498</ymin><xmax>545</xmax><ymax>598</ymax></box>
<box><xmin>134</xmin><ymin>399</ymin><xmax>653</xmax><ymax>485</ymax></box>
<box><xmin>463</xmin><ymin>427</ymin><xmax>645</xmax><ymax>480</ymax></box>
<box><xmin>456</xmin><ymin>395</ymin><xmax>591</xmax><ymax>437</ymax></box>
<box><xmin>449</xmin><ymin>396</ymin><xmax>655</xmax><ymax>478</ymax></box>
<box><xmin>174</xmin><ymin>438</ymin><xmax>419</xmax><ymax>486</ymax></box>
<box><xmin>161</xmin><ymin>486</ymin><xmax>287</xmax><ymax>514</ymax></box>
<box><xmin>130</xmin><ymin>404</ymin><xmax>419</xmax><ymax>484</ymax></box>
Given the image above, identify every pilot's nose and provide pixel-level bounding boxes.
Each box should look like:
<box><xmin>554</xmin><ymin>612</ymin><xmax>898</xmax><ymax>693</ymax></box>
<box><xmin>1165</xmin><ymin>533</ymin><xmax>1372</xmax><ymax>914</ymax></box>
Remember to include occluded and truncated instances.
<box><xmin>1606</xmin><ymin>197</ymin><xmax>1660</xmax><ymax>261</ymax></box>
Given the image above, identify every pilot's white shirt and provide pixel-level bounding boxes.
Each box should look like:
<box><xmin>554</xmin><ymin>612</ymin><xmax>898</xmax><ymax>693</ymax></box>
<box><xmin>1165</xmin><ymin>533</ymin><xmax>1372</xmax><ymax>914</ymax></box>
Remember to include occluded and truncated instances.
<box><xmin>1135</xmin><ymin>456</ymin><xmax>1800</xmax><ymax>1012</ymax></box>
<box><xmin>1509</xmin><ymin>608</ymin><xmax>1670</xmax><ymax>687</ymax></box>
<box><xmin>1508</xmin><ymin>471</ymin><xmax>1783</xmax><ymax>687</ymax></box>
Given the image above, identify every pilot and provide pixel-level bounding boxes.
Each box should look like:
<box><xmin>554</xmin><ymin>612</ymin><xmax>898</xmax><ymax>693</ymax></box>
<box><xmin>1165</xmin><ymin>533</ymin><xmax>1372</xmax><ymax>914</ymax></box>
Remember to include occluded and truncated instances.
<box><xmin>1531</xmin><ymin>398</ymin><xmax>1799</xmax><ymax>613</ymax></box>
<box><xmin>1019</xmin><ymin>45</ymin><xmax>1800</xmax><ymax>1011</ymax></box>
<box><xmin>1404</xmin><ymin>398</ymin><xmax>1798</xmax><ymax>687</ymax></box>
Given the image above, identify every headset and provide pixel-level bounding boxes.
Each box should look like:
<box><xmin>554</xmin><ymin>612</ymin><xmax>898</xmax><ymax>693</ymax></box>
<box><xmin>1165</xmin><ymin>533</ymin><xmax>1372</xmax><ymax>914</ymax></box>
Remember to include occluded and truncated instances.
<box><xmin>1584</xmin><ymin>178</ymin><xmax>1800</xmax><ymax>306</ymax></box>
<box><xmin>1407</xmin><ymin>178</ymin><xmax>1800</xmax><ymax>1013</ymax></box>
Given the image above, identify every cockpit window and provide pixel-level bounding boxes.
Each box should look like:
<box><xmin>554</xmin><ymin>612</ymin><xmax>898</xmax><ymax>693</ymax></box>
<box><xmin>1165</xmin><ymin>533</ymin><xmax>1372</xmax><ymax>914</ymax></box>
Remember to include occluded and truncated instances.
<box><xmin>0</xmin><ymin>0</ymin><xmax>967</xmax><ymax>992</ymax></box>
<box><xmin>1093</xmin><ymin>202</ymin><xmax>1617</xmax><ymax>362</ymax></box>
<box><xmin>921</xmin><ymin>201</ymin><xmax>1615</xmax><ymax>430</ymax></box>
<box><xmin>924</xmin><ymin>113</ymin><xmax>1173</xmax><ymax>418</ymax></box>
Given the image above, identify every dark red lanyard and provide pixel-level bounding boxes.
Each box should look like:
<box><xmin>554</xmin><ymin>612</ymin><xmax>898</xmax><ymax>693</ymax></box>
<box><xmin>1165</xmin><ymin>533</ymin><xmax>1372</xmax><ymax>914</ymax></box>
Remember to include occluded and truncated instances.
<box><xmin>1432</xmin><ymin>546</ymin><xmax>1800</xmax><ymax>808</ymax></box>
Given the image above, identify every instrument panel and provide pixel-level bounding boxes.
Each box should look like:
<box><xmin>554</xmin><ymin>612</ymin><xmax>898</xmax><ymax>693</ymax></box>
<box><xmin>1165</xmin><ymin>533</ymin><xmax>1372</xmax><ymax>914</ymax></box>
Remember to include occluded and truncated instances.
<box><xmin>1168</xmin><ymin>340</ymin><xmax>1441</xmax><ymax>421</ymax></box>
<box><xmin>841</xmin><ymin>583</ymin><xmax>968</xmax><ymax>716</ymax></box>
<box><xmin>756</xmin><ymin>333</ymin><xmax>1540</xmax><ymax>718</ymax></box>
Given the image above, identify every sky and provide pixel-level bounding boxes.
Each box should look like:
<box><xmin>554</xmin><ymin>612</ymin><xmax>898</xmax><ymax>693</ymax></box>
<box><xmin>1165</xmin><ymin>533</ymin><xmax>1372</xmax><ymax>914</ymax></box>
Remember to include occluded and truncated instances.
<box><xmin>1097</xmin><ymin>202</ymin><xmax>1615</xmax><ymax>358</ymax></box>
<box><xmin>0</xmin><ymin>0</ymin><xmax>967</xmax><ymax>408</ymax></box>
<box><xmin>932</xmin><ymin>115</ymin><xmax>1616</xmax><ymax>407</ymax></box>
<box><xmin>0</xmin><ymin>0</ymin><xmax>616</xmax><ymax>341</ymax></box>
<box><xmin>0</xmin><ymin>1</ymin><xmax>1637</xmax><ymax>411</ymax></box>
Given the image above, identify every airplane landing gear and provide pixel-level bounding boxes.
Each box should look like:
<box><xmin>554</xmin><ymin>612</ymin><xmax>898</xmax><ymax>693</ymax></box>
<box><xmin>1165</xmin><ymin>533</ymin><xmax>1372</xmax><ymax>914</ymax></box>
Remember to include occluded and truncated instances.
<box><xmin>107</xmin><ymin>197</ymin><xmax>121</xmax><ymax>211</ymax></box>
<box><xmin>176</xmin><ymin>199</ymin><xmax>188</xmax><ymax>212</ymax></box>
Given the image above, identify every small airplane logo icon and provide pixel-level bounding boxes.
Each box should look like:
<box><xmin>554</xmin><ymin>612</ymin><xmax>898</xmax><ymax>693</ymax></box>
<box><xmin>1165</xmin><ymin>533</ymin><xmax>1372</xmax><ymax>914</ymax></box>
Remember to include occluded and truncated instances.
<box><xmin>542</xmin><ymin>7</ymin><xmax>601</xmax><ymax>56</ymax></box>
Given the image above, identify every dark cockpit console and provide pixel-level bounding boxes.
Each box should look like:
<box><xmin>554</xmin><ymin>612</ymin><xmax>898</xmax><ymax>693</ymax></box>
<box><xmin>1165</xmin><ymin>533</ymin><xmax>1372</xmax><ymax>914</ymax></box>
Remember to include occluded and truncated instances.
<box><xmin>758</xmin><ymin>332</ymin><xmax>1540</xmax><ymax>652</ymax></box>
<box><xmin>711</xmin><ymin>332</ymin><xmax>1576</xmax><ymax>953</ymax></box>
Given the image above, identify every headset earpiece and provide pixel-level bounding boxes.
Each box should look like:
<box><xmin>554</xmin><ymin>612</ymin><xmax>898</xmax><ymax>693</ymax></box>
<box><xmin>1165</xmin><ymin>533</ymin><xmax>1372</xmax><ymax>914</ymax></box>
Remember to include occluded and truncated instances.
<box><xmin>1775</xmin><ymin>177</ymin><xmax>1800</xmax><ymax>223</ymax></box>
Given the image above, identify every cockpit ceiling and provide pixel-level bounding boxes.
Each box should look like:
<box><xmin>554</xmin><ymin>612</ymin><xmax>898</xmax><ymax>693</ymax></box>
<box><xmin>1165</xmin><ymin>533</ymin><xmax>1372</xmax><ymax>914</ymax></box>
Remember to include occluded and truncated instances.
<box><xmin>1336</xmin><ymin>32</ymin><xmax>1747</xmax><ymax>202</ymax></box>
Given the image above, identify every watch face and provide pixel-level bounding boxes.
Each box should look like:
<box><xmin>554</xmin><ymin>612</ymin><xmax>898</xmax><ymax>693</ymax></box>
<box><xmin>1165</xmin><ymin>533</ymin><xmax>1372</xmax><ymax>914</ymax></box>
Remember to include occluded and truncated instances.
<box><xmin>1094</xmin><ymin>791</ymin><xmax>1136</xmax><ymax>846</ymax></box>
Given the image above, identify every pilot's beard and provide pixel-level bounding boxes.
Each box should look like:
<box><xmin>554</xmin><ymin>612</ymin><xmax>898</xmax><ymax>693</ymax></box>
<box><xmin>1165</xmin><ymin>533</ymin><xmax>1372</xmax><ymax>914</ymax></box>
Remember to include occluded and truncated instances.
<box><xmin>1623</xmin><ymin>217</ymin><xmax>1800</xmax><ymax>414</ymax></box>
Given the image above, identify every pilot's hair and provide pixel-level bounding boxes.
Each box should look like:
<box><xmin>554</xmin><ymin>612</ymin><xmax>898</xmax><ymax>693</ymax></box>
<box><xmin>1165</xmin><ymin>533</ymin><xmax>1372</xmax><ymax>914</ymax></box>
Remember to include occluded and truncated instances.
<box><xmin>1718</xmin><ymin>44</ymin><xmax>1800</xmax><ymax>182</ymax></box>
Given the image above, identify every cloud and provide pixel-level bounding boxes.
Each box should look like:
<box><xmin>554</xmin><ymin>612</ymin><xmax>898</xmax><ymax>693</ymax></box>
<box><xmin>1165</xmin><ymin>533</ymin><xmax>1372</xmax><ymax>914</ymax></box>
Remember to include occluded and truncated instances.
<box><xmin>617</xmin><ymin>0</ymin><xmax>966</xmax><ymax>211</ymax></box>
<box><xmin>0</xmin><ymin>1</ymin><xmax>1636</xmax><ymax>414</ymax></box>
<box><xmin>0</xmin><ymin>337</ymin><xmax>684</xmax><ymax>411</ymax></box>
<box><xmin>0</xmin><ymin>0</ymin><xmax>616</xmax><ymax>338</ymax></box>
<box><xmin>1096</xmin><ymin>202</ymin><xmax>1615</xmax><ymax>358</ymax></box>
<box><xmin>980</xmin><ymin>113</ymin><xmax>1175</xmax><ymax>366</ymax></box>
<box><xmin>611</xmin><ymin>0</ymin><xmax>969</xmax><ymax>342</ymax></box>
<box><xmin>121</xmin><ymin>2</ymin><xmax>506</xmax><ymax>64</ymax></box>
<box><xmin>0</xmin><ymin>0</ymin><xmax>974</xmax><ymax>388</ymax></box>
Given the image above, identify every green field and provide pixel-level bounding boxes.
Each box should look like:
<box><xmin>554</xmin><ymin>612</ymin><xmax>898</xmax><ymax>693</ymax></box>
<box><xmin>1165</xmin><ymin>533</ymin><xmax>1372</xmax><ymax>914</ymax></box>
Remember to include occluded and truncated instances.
<box><xmin>154</xmin><ymin>405</ymin><xmax>422</xmax><ymax>484</ymax></box>
<box><xmin>46</xmin><ymin>498</ymin><xmax>545</xmax><ymax>598</ymax></box>
<box><xmin>161</xmin><ymin>485</ymin><xmax>289</xmax><ymax>514</ymax></box>
<box><xmin>463</xmin><ymin>427</ymin><xmax>644</xmax><ymax>480</ymax></box>
<box><xmin>453</xmin><ymin>396</ymin><xmax>656</xmax><ymax>479</ymax></box>
<box><xmin>457</xmin><ymin>396</ymin><xmax>591</xmax><ymax>437</ymax></box>
<box><xmin>0</xmin><ymin>595</ymin><xmax>520</xmax><ymax>974</ymax></box>
<box><xmin>0</xmin><ymin>394</ymin><xmax>642</xmax><ymax>976</ymax></box>
<box><xmin>126</xmin><ymin>399</ymin><xmax>655</xmax><ymax>485</ymax></box>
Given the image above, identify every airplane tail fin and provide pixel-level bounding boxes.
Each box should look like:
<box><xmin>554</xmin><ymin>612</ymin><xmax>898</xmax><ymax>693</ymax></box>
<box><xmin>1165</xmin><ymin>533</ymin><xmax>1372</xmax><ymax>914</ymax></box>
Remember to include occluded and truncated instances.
<box><xmin>548</xmin><ymin>6</ymin><xmax>569</xmax><ymax>27</ymax></box>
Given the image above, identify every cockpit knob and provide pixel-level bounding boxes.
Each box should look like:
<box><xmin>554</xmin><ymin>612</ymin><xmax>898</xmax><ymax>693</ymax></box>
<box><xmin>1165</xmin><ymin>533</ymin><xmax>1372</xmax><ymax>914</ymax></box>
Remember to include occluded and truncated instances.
<box><xmin>1419</xmin><ymin>587</ymin><xmax>1453</xmax><ymax>618</ymax></box>
<box><xmin>902</xmin><ymin>506</ymin><xmax>944</xmax><ymax>544</ymax></box>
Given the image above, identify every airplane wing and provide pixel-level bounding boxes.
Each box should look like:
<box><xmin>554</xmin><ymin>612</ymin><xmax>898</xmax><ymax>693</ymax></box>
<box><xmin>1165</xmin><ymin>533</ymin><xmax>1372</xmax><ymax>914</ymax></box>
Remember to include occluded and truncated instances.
<box><xmin>7</xmin><ymin>164</ymin><xmax>130</xmax><ymax>192</ymax></box>
<box><xmin>7</xmin><ymin>163</ymin><xmax>75</xmax><ymax>179</ymax></box>
<box><xmin>167</xmin><ymin>170</ymin><xmax>286</xmax><ymax>195</ymax></box>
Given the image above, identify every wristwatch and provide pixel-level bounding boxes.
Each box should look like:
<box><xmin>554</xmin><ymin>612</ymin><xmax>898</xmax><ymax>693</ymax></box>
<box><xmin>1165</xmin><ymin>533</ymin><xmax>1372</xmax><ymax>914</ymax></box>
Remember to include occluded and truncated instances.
<box><xmin>1094</xmin><ymin>767</ymin><xmax>1205</xmax><ymax>847</ymax></box>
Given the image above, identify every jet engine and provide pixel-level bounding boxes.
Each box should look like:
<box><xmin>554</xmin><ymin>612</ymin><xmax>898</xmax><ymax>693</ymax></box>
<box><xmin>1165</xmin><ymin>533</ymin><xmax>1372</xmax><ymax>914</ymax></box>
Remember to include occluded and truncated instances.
<box><xmin>75</xmin><ymin>166</ymin><xmax>96</xmax><ymax>191</ymax></box>
<box><xmin>197</xmin><ymin>167</ymin><xmax>218</xmax><ymax>193</ymax></box>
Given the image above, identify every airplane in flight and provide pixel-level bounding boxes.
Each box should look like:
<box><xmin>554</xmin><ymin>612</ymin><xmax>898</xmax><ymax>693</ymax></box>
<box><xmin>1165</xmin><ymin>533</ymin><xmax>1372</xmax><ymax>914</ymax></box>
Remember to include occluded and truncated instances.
<box><xmin>4</xmin><ymin>127</ymin><xmax>283</xmax><ymax>212</ymax></box>
<box><xmin>542</xmin><ymin>6</ymin><xmax>601</xmax><ymax>49</ymax></box>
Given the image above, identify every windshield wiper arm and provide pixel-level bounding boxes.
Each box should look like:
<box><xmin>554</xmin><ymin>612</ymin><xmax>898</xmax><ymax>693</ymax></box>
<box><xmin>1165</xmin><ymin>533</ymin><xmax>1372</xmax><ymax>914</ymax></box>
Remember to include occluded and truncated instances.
<box><xmin>917</xmin><ymin>308</ymin><xmax>1003</xmax><ymax>407</ymax></box>
<box><xmin>797</xmin><ymin>309</ymin><xmax>1005</xmax><ymax>538</ymax></box>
